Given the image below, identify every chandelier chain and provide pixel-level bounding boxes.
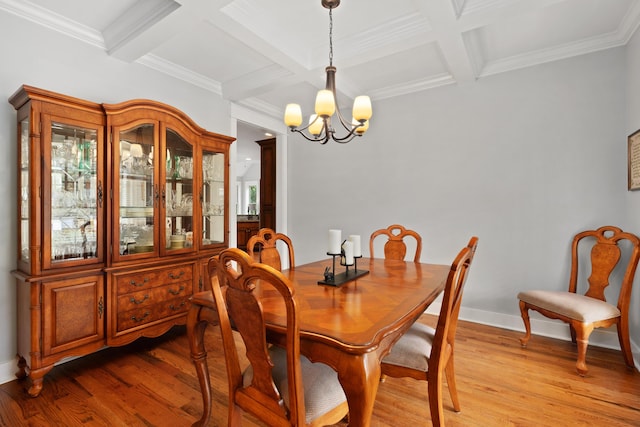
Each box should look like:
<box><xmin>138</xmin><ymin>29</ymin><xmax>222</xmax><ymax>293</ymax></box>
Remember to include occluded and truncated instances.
<box><xmin>329</xmin><ymin>8</ymin><xmax>333</xmax><ymax>67</ymax></box>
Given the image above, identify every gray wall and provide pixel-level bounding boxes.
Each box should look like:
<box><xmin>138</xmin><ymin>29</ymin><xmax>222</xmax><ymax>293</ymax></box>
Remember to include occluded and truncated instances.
<box><xmin>287</xmin><ymin>46</ymin><xmax>636</xmax><ymax>354</ymax></box>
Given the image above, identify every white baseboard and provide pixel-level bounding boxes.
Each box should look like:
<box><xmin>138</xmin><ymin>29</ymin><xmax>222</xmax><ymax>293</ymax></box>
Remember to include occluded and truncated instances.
<box><xmin>0</xmin><ymin>358</ymin><xmax>17</xmax><ymax>386</ymax></box>
<box><xmin>453</xmin><ymin>305</ymin><xmax>640</xmax><ymax>370</ymax></box>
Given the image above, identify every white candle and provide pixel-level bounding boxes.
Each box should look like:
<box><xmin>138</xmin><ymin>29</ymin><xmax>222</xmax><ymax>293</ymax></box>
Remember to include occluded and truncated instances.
<box><xmin>349</xmin><ymin>235</ymin><xmax>362</xmax><ymax>257</ymax></box>
<box><xmin>343</xmin><ymin>240</ymin><xmax>354</xmax><ymax>265</ymax></box>
<box><xmin>329</xmin><ymin>229</ymin><xmax>342</xmax><ymax>254</ymax></box>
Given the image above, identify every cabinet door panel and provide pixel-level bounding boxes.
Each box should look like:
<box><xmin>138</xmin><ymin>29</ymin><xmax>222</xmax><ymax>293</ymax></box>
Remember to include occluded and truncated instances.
<box><xmin>113</xmin><ymin>121</ymin><xmax>159</xmax><ymax>262</ymax></box>
<box><xmin>41</xmin><ymin>115</ymin><xmax>105</xmax><ymax>270</ymax></box>
<box><xmin>42</xmin><ymin>275</ymin><xmax>104</xmax><ymax>356</ymax></box>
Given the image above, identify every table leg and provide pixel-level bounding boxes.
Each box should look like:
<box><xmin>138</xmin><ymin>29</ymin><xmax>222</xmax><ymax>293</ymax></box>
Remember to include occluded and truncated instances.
<box><xmin>187</xmin><ymin>303</ymin><xmax>217</xmax><ymax>427</ymax></box>
<box><xmin>337</xmin><ymin>351</ymin><xmax>381</xmax><ymax>427</ymax></box>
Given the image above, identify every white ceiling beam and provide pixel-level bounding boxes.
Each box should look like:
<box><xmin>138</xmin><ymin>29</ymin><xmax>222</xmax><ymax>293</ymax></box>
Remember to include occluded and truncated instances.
<box><xmin>414</xmin><ymin>0</ymin><xmax>476</xmax><ymax>84</ymax></box>
<box><xmin>105</xmin><ymin>0</ymin><xmax>234</xmax><ymax>62</ymax></box>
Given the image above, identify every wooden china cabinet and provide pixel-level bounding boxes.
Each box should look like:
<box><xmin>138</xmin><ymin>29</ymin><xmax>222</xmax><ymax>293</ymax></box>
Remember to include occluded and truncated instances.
<box><xmin>10</xmin><ymin>86</ymin><xmax>233</xmax><ymax>397</ymax></box>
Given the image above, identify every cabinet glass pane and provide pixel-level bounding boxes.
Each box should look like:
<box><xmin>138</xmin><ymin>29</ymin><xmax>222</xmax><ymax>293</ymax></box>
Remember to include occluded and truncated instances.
<box><xmin>51</xmin><ymin>122</ymin><xmax>98</xmax><ymax>261</ymax></box>
<box><xmin>166</xmin><ymin>129</ymin><xmax>194</xmax><ymax>250</ymax></box>
<box><xmin>19</xmin><ymin>118</ymin><xmax>30</xmax><ymax>262</ymax></box>
<box><xmin>119</xmin><ymin>124</ymin><xmax>155</xmax><ymax>255</ymax></box>
<box><xmin>202</xmin><ymin>151</ymin><xmax>225</xmax><ymax>245</ymax></box>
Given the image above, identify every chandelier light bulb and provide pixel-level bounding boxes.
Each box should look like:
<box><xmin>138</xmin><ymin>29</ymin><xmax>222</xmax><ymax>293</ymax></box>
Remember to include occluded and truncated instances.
<box><xmin>284</xmin><ymin>103</ymin><xmax>303</xmax><ymax>128</ymax></box>
<box><xmin>352</xmin><ymin>118</ymin><xmax>369</xmax><ymax>135</ymax></box>
<box><xmin>352</xmin><ymin>96</ymin><xmax>372</xmax><ymax>121</ymax></box>
<box><xmin>308</xmin><ymin>114</ymin><xmax>324</xmax><ymax>136</ymax></box>
<box><xmin>315</xmin><ymin>89</ymin><xmax>336</xmax><ymax>118</ymax></box>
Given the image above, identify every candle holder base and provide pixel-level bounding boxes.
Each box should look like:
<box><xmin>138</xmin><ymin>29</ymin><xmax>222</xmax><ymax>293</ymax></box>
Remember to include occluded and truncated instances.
<box><xmin>318</xmin><ymin>268</ymin><xmax>369</xmax><ymax>287</ymax></box>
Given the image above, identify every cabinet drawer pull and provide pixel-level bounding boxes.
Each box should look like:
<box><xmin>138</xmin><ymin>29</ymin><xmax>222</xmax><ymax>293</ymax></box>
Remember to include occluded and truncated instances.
<box><xmin>129</xmin><ymin>295</ymin><xmax>149</xmax><ymax>304</ymax></box>
<box><xmin>169</xmin><ymin>301</ymin><xmax>187</xmax><ymax>311</ymax></box>
<box><xmin>168</xmin><ymin>271</ymin><xmax>185</xmax><ymax>280</ymax></box>
<box><xmin>129</xmin><ymin>277</ymin><xmax>150</xmax><ymax>287</ymax></box>
<box><xmin>168</xmin><ymin>285</ymin><xmax>185</xmax><ymax>295</ymax></box>
<box><xmin>131</xmin><ymin>311</ymin><xmax>150</xmax><ymax>322</ymax></box>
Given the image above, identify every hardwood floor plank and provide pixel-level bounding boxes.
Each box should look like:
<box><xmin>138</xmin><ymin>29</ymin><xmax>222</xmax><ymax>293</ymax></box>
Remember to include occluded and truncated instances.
<box><xmin>1</xmin><ymin>316</ymin><xmax>638</xmax><ymax>426</ymax></box>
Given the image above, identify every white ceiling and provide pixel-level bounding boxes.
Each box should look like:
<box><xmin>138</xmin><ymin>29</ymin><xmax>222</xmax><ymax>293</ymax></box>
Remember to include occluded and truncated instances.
<box><xmin>3</xmin><ymin>0</ymin><xmax>640</xmax><ymax>125</ymax></box>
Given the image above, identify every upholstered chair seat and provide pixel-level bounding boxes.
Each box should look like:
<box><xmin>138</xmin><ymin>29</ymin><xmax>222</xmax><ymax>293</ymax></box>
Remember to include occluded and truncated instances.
<box><xmin>517</xmin><ymin>290</ymin><xmax>620</xmax><ymax>322</ymax></box>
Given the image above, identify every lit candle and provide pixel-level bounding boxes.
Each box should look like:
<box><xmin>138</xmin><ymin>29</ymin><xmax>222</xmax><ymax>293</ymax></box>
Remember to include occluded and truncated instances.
<box><xmin>329</xmin><ymin>229</ymin><xmax>341</xmax><ymax>254</ymax></box>
<box><xmin>343</xmin><ymin>240</ymin><xmax>354</xmax><ymax>266</ymax></box>
<box><xmin>349</xmin><ymin>235</ymin><xmax>362</xmax><ymax>257</ymax></box>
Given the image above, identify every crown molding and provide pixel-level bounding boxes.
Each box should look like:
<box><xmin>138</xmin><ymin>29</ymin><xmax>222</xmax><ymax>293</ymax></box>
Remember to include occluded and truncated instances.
<box><xmin>0</xmin><ymin>0</ymin><xmax>104</xmax><ymax>48</ymax></box>
<box><xmin>368</xmin><ymin>73</ymin><xmax>456</xmax><ymax>100</ymax></box>
<box><xmin>478</xmin><ymin>30</ymin><xmax>628</xmax><ymax>78</ymax></box>
<box><xmin>136</xmin><ymin>54</ymin><xmax>222</xmax><ymax>94</ymax></box>
<box><xmin>235</xmin><ymin>97</ymin><xmax>283</xmax><ymax>122</ymax></box>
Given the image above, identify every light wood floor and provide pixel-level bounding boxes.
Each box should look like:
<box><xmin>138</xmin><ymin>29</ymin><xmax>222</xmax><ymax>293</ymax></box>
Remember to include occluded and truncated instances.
<box><xmin>1</xmin><ymin>315</ymin><xmax>639</xmax><ymax>426</ymax></box>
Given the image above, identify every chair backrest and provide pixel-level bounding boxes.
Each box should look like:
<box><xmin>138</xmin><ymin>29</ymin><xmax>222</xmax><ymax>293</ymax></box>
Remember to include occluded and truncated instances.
<box><xmin>569</xmin><ymin>226</ymin><xmax>640</xmax><ymax>311</ymax></box>
<box><xmin>247</xmin><ymin>228</ymin><xmax>295</xmax><ymax>271</ymax></box>
<box><xmin>430</xmin><ymin>237</ymin><xmax>478</xmax><ymax>372</ymax></box>
<box><xmin>212</xmin><ymin>248</ymin><xmax>307</xmax><ymax>426</ymax></box>
<box><xmin>369</xmin><ymin>224</ymin><xmax>422</xmax><ymax>262</ymax></box>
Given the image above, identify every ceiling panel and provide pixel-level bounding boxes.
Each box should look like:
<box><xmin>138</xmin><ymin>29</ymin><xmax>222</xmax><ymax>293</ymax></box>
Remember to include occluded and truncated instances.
<box><xmin>3</xmin><ymin>0</ymin><xmax>639</xmax><ymax>122</ymax></box>
<box><xmin>471</xmin><ymin>0</ymin><xmax>634</xmax><ymax>64</ymax></box>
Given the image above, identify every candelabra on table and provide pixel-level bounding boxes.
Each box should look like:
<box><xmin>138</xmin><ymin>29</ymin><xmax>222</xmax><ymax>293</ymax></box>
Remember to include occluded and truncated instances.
<box><xmin>318</xmin><ymin>246</ymin><xmax>369</xmax><ymax>287</ymax></box>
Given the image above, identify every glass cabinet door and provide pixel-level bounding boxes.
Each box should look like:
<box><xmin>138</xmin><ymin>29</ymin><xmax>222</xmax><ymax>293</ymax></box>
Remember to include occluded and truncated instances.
<box><xmin>46</xmin><ymin>121</ymin><xmax>101</xmax><ymax>267</ymax></box>
<box><xmin>19</xmin><ymin>117</ymin><xmax>30</xmax><ymax>265</ymax></box>
<box><xmin>202</xmin><ymin>150</ymin><xmax>226</xmax><ymax>246</ymax></box>
<box><xmin>117</xmin><ymin>123</ymin><xmax>156</xmax><ymax>257</ymax></box>
<box><xmin>164</xmin><ymin>128</ymin><xmax>194</xmax><ymax>252</ymax></box>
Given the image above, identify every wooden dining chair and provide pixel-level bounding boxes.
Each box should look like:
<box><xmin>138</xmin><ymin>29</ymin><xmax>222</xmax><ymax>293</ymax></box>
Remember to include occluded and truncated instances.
<box><xmin>246</xmin><ymin>227</ymin><xmax>295</xmax><ymax>270</ymax></box>
<box><xmin>379</xmin><ymin>237</ymin><xmax>478</xmax><ymax>426</ymax></box>
<box><xmin>210</xmin><ymin>248</ymin><xmax>348</xmax><ymax>426</ymax></box>
<box><xmin>369</xmin><ymin>224</ymin><xmax>422</xmax><ymax>262</ymax></box>
<box><xmin>518</xmin><ymin>226</ymin><xmax>640</xmax><ymax>375</ymax></box>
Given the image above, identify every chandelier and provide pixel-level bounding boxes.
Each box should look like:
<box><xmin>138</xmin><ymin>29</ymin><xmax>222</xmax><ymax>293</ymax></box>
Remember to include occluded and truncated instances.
<box><xmin>283</xmin><ymin>0</ymin><xmax>372</xmax><ymax>144</ymax></box>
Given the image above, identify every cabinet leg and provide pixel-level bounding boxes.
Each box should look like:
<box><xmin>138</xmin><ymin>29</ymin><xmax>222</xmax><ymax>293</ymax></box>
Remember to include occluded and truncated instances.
<box><xmin>15</xmin><ymin>356</ymin><xmax>27</xmax><ymax>380</ymax></box>
<box><xmin>26</xmin><ymin>365</ymin><xmax>54</xmax><ymax>397</ymax></box>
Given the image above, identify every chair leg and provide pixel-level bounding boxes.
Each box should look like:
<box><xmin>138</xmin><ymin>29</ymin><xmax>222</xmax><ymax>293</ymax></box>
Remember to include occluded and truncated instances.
<box><xmin>518</xmin><ymin>300</ymin><xmax>532</xmax><ymax>347</ymax></box>
<box><xmin>616</xmin><ymin>317</ymin><xmax>637</xmax><ymax>371</ymax></box>
<box><xmin>428</xmin><ymin>370</ymin><xmax>445</xmax><ymax>427</ymax></box>
<box><xmin>573</xmin><ymin>321</ymin><xmax>594</xmax><ymax>376</ymax></box>
<box><xmin>444</xmin><ymin>355</ymin><xmax>460</xmax><ymax>412</ymax></box>
<box><xmin>569</xmin><ymin>324</ymin><xmax>577</xmax><ymax>344</ymax></box>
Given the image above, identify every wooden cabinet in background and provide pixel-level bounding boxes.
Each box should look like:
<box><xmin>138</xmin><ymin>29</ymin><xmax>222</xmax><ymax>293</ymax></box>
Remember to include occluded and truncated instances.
<box><xmin>10</xmin><ymin>86</ymin><xmax>234</xmax><ymax>397</ymax></box>
<box><xmin>237</xmin><ymin>220</ymin><xmax>259</xmax><ymax>250</ymax></box>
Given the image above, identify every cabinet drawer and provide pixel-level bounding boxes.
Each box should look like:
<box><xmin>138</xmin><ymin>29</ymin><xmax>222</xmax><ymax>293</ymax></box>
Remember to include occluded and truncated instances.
<box><xmin>115</xmin><ymin>264</ymin><xmax>193</xmax><ymax>295</ymax></box>
<box><xmin>117</xmin><ymin>296</ymin><xmax>190</xmax><ymax>331</ymax></box>
<box><xmin>117</xmin><ymin>281</ymin><xmax>190</xmax><ymax>311</ymax></box>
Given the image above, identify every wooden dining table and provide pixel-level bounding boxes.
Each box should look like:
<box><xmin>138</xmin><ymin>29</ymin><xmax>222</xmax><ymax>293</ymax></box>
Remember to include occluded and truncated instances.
<box><xmin>188</xmin><ymin>257</ymin><xmax>450</xmax><ymax>427</ymax></box>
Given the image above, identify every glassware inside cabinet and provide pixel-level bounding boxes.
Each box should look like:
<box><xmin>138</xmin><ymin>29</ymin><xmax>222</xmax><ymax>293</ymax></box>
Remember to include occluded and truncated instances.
<box><xmin>50</xmin><ymin>122</ymin><xmax>99</xmax><ymax>262</ymax></box>
<box><xmin>165</xmin><ymin>129</ymin><xmax>194</xmax><ymax>250</ymax></box>
<box><xmin>202</xmin><ymin>151</ymin><xmax>225</xmax><ymax>245</ymax></box>
<box><xmin>19</xmin><ymin>118</ymin><xmax>30</xmax><ymax>263</ymax></box>
<box><xmin>118</xmin><ymin>124</ymin><xmax>155</xmax><ymax>255</ymax></box>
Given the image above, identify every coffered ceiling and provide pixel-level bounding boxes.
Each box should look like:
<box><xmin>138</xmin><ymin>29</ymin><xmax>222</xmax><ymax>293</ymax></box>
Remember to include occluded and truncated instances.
<box><xmin>3</xmin><ymin>0</ymin><xmax>640</xmax><ymax>121</ymax></box>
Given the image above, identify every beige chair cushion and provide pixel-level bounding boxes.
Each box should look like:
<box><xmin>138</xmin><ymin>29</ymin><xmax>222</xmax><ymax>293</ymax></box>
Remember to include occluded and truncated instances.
<box><xmin>244</xmin><ymin>346</ymin><xmax>347</xmax><ymax>424</ymax></box>
<box><xmin>517</xmin><ymin>290</ymin><xmax>620</xmax><ymax>322</ymax></box>
<box><xmin>382</xmin><ymin>322</ymin><xmax>435</xmax><ymax>372</ymax></box>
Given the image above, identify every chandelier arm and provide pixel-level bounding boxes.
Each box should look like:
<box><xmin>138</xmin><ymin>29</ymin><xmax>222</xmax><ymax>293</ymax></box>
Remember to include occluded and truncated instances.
<box><xmin>331</xmin><ymin>128</ymin><xmax>361</xmax><ymax>143</ymax></box>
<box><xmin>290</xmin><ymin>128</ymin><xmax>330</xmax><ymax>144</ymax></box>
<box><xmin>333</xmin><ymin>102</ymin><xmax>355</xmax><ymax>131</ymax></box>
